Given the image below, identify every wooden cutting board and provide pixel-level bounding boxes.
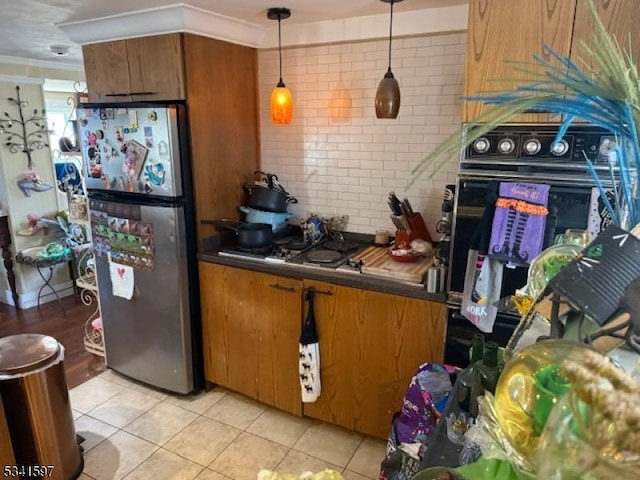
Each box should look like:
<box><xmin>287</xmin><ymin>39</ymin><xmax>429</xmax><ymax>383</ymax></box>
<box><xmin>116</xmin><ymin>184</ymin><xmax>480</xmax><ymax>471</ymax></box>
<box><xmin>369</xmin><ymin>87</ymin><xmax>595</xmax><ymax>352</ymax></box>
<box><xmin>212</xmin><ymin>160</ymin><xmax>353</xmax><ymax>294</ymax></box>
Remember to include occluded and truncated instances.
<box><xmin>353</xmin><ymin>246</ymin><xmax>434</xmax><ymax>283</ymax></box>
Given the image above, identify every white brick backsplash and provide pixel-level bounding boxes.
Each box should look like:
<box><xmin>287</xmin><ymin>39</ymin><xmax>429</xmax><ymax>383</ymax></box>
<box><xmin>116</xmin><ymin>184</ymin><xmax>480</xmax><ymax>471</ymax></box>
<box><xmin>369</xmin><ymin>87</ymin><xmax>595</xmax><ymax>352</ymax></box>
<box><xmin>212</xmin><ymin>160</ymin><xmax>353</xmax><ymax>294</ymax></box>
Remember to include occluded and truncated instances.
<box><xmin>259</xmin><ymin>32</ymin><xmax>465</xmax><ymax>235</ymax></box>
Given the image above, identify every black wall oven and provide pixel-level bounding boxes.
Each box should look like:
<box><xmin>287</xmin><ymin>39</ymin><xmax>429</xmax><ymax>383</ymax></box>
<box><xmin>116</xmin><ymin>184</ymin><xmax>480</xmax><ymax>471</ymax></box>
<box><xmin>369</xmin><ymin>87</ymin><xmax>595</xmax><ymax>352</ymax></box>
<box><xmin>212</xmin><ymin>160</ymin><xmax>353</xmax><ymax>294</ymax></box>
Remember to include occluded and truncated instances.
<box><xmin>444</xmin><ymin>124</ymin><xmax>616</xmax><ymax>367</ymax></box>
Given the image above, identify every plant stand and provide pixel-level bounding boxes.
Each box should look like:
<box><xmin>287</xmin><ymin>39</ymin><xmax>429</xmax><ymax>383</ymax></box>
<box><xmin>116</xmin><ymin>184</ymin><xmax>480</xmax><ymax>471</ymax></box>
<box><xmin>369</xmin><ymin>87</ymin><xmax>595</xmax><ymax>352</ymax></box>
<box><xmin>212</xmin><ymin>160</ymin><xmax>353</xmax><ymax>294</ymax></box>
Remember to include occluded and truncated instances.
<box><xmin>73</xmin><ymin>244</ymin><xmax>105</xmax><ymax>357</ymax></box>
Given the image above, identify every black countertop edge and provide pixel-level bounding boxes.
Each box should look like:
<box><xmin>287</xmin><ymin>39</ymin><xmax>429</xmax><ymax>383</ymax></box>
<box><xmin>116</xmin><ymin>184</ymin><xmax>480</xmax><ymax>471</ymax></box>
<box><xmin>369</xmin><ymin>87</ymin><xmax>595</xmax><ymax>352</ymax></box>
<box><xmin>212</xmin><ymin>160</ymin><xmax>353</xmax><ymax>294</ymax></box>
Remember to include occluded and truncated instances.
<box><xmin>197</xmin><ymin>250</ymin><xmax>447</xmax><ymax>303</ymax></box>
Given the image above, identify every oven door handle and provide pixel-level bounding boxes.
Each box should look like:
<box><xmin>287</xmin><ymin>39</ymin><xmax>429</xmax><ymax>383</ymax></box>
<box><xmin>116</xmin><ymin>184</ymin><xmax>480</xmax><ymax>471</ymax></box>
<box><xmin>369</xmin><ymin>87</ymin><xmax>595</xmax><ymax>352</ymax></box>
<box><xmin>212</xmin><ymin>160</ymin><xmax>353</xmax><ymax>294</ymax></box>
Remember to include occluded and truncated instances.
<box><xmin>455</xmin><ymin>206</ymin><xmax>484</xmax><ymax>218</ymax></box>
<box><xmin>458</xmin><ymin>170</ymin><xmax>613</xmax><ymax>187</ymax></box>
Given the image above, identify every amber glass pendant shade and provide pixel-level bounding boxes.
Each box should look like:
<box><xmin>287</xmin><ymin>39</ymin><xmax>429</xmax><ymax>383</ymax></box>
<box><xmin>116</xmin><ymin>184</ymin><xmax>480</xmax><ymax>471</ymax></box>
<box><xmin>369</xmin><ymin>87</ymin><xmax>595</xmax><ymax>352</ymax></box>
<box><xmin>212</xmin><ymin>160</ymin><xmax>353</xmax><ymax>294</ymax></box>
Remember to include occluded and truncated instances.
<box><xmin>267</xmin><ymin>7</ymin><xmax>293</xmax><ymax>125</ymax></box>
<box><xmin>375</xmin><ymin>70</ymin><xmax>401</xmax><ymax>119</ymax></box>
<box><xmin>270</xmin><ymin>81</ymin><xmax>293</xmax><ymax>124</ymax></box>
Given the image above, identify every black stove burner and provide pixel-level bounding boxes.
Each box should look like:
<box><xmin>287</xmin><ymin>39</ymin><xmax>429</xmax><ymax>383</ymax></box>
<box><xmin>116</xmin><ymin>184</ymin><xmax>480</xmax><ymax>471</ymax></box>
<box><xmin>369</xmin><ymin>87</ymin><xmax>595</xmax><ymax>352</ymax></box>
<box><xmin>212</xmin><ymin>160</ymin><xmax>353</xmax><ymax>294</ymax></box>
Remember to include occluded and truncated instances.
<box><xmin>323</xmin><ymin>240</ymin><xmax>358</xmax><ymax>253</ymax></box>
<box><xmin>273</xmin><ymin>237</ymin><xmax>311</xmax><ymax>250</ymax></box>
<box><xmin>237</xmin><ymin>244</ymin><xmax>273</xmax><ymax>254</ymax></box>
<box><xmin>306</xmin><ymin>249</ymin><xmax>342</xmax><ymax>263</ymax></box>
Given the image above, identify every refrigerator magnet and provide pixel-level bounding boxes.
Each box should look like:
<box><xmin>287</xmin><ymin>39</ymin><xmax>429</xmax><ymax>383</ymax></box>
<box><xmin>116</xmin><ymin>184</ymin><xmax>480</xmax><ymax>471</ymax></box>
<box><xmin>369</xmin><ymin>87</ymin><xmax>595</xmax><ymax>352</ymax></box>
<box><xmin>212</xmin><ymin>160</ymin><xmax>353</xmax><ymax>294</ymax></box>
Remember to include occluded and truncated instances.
<box><xmin>146</xmin><ymin>111</ymin><xmax>158</xmax><ymax>124</ymax></box>
<box><xmin>144</xmin><ymin>162</ymin><xmax>165</xmax><ymax>186</ymax></box>
<box><xmin>128</xmin><ymin>110</ymin><xmax>137</xmax><ymax>125</ymax></box>
<box><xmin>106</xmin><ymin>109</ymin><xmax>114</xmax><ymax>120</ymax></box>
<box><xmin>157</xmin><ymin>140</ymin><xmax>168</xmax><ymax>156</ymax></box>
<box><xmin>115</xmin><ymin>126</ymin><xmax>124</xmax><ymax>142</ymax></box>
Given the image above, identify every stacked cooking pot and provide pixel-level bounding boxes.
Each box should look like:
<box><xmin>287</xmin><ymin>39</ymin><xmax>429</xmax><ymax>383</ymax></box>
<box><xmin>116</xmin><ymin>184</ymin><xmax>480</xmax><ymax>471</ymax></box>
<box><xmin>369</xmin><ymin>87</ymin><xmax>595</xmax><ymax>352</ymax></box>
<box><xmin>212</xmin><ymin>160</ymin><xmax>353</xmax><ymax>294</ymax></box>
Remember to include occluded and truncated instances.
<box><xmin>226</xmin><ymin>172</ymin><xmax>297</xmax><ymax>249</ymax></box>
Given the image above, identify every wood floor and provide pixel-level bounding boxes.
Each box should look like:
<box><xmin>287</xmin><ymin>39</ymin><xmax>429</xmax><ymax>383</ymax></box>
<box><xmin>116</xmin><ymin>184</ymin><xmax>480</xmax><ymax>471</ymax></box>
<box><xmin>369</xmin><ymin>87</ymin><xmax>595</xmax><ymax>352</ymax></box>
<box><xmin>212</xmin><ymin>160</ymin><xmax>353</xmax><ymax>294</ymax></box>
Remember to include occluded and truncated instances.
<box><xmin>0</xmin><ymin>295</ymin><xmax>106</xmax><ymax>389</ymax></box>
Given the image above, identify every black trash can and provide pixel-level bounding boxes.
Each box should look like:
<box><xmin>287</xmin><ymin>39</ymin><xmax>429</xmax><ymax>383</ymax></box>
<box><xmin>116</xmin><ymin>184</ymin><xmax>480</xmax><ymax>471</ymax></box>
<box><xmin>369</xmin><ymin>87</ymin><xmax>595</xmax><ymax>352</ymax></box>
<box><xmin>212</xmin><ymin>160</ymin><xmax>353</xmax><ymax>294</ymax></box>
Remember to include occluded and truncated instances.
<box><xmin>0</xmin><ymin>334</ymin><xmax>83</xmax><ymax>480</ymax></box>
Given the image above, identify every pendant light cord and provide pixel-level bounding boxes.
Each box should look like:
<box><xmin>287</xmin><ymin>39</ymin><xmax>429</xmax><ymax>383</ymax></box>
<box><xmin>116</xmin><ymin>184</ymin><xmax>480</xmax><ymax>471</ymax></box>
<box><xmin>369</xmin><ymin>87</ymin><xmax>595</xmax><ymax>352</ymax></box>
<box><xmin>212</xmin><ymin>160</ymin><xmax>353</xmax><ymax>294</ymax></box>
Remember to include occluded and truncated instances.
<box><xmin>387</xmin><ymin>0</ymin><xmax>394</xmax><ymax>73</ymax></box>
<box><xmin>278</xmin><ymin>14</ymin><xmax>284</xmax><ymax>84</ymax></box>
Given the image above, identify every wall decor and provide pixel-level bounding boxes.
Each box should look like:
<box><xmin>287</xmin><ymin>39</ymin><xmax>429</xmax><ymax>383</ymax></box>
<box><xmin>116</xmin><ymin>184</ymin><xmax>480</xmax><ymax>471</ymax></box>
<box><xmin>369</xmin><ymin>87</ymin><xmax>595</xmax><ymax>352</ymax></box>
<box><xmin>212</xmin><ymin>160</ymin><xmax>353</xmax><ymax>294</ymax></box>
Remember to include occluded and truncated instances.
<box><xmin>0</xmin><ymin>85</ymin><xmax>49</xmax><ymax>169</ymax></box>
<box><xmin>17</xmin><ymin>171</ymin><xmax>53</xmax><ymax>197</ymax></box>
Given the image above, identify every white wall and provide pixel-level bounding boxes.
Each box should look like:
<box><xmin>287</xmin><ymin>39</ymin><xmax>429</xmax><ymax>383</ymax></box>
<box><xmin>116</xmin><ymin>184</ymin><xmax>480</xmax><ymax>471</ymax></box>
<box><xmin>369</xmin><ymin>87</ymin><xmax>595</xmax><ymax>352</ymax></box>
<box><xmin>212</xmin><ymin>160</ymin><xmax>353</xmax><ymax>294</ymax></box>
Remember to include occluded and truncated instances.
<box><xmin>0</xmin><ymin>80</ymin><xmax>72</xmax><ymax>307</ymax></box>
<box><xmin>258</xmin><ymin>32</ymin><xmax>465</xmax><ymax>237</ymax></box>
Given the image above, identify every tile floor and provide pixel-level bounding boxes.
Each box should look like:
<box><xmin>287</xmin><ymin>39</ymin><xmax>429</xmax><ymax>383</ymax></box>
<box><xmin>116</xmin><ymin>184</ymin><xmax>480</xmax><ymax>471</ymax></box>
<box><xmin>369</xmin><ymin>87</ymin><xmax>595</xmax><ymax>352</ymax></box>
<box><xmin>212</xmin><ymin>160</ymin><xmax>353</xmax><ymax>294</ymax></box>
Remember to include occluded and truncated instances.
<box><xmin>70</xmin><ymin>370</ymin><xmax>386</xmax><ymax>480</ymax></box>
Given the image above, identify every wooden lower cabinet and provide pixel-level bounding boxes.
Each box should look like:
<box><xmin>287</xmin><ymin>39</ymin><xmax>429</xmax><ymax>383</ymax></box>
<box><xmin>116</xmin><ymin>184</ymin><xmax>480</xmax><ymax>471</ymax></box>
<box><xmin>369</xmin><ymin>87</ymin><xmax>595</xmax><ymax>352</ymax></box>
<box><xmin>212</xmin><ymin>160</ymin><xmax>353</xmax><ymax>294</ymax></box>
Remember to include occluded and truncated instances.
<box><xmin>302</xmin><ymin>280</ymin><xmax>447</xmax><ymax>439</ymax></box>
<box><xmin>199</xmin><ymin>262</ymin><xmax>302</xmax><ymax>415</ymax></box>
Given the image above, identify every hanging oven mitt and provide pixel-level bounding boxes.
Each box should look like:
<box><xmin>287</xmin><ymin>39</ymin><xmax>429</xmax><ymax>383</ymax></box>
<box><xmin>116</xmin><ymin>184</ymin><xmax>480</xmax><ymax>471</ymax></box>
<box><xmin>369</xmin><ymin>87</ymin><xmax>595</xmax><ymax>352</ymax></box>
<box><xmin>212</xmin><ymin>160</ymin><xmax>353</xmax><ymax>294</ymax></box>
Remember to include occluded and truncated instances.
<box><xmin>300</xmin><ymin>288</ymin><xmax>321</xmax><ymax>402</ymax></box>
<box><xmin>489</xmin><ymin>182</ymin><xmax>550</xmax><ymax>266</ymax></box>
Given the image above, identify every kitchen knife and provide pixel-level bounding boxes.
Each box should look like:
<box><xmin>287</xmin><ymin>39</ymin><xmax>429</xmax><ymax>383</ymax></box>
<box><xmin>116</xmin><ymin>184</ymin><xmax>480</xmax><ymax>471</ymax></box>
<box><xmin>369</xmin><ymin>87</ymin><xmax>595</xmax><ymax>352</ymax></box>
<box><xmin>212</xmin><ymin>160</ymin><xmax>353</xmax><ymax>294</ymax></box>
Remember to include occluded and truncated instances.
<box><xmin>402</xmin><ymin>197</ymin><xmax>414</xmax><ymax>216</ymax></box>
<box><xmin>399</xmin><ymin>201</ymin><xmax>412</xmax><ymax>220</ymax></box>
<box><xmin>390</xmin><ymin>214</ymin><xmax>405</xmax><ymax>231</ymax></box>
<box><xmin>388</xmin><ymin>192</ymin><xmax>402</xmax><ymax>215</ymax></box>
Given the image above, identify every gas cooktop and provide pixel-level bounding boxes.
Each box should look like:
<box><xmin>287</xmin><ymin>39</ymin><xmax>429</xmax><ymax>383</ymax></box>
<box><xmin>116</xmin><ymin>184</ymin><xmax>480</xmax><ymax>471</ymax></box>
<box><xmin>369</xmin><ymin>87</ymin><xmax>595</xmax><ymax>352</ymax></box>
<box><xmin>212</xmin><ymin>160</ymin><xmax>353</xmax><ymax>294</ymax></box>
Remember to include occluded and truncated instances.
<box><xmin>217</xmin><ymin>237</ymin><xmax>367</xmax><ymax>270</ymax></box>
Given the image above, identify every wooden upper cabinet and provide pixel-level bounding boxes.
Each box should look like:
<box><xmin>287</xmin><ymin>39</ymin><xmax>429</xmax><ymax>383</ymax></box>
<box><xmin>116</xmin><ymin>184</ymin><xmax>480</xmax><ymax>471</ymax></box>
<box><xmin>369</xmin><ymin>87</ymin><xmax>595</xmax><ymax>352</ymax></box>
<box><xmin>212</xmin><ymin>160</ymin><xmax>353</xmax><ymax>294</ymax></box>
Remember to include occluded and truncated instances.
<box><xmin>464</xmin><ymin>0</ymin><xmax>576</xmax><ymax>123</ymax></box>
<box><xmin>127</xmin><ymin>34</ymin><xmax>186</xmax><ymax>102</ymax></box>
<box><xmin>83</xmin><ymin>34</ymin><xmax>186</xmax><ymax>103</ymax></box>
<box><xmin>83</xmin><ymin>40</ymin><xmax>132</xmax><ymax>102</ymax></box>
<box><xmin>572</xmin><ymin>0</ymin><xmax>640</xmax><ymax>67</ymax></box>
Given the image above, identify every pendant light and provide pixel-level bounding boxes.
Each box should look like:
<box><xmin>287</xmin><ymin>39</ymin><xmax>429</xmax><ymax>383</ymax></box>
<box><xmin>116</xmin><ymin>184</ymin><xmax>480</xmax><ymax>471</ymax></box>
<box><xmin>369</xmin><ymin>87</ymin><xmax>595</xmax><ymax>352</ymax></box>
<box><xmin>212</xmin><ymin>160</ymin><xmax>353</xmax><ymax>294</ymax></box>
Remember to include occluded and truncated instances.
<box><xmin>375</xmin><ymin>0</ymin><xmax>403</xmax><ymax>119</ymax></box>
<box><xmin>268</xmin><ymin>7</ymin><xmax>293</xmax><ymax>125</ymax></box>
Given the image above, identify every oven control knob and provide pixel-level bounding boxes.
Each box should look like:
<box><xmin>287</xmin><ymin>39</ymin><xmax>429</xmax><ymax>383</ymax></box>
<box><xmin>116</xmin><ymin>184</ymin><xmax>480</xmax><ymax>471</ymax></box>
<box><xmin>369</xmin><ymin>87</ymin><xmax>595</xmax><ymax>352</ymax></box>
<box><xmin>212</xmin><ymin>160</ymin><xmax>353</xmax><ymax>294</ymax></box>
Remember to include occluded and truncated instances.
<box><xmin>497</xmin><ymin>138</ymin><xmax>515</xmax><ymax>154</ymax></box>
<box><xmin>523</xmin><ymin>138</ymin><xmax>541</xmax><ymax>155</ymax></box>
<box><xmin>551</xmin><ymin>139</ymin><xmax>569</xmax><ymax>156</ymax></box>
<box><xmin>472</xmin><ymin>137</ymin><xmax>490</xmax><ymax>154</ymax></box>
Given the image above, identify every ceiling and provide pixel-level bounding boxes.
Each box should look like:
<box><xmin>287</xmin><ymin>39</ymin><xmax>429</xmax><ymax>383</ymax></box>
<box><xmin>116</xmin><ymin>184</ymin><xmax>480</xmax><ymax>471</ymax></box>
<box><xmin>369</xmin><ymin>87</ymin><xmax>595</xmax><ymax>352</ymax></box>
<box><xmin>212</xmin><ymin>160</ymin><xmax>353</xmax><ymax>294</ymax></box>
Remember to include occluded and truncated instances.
<box><xmin>0</xmin><ymin>0</ymin><xmax>467</xmax><ymax>67</ymax></box>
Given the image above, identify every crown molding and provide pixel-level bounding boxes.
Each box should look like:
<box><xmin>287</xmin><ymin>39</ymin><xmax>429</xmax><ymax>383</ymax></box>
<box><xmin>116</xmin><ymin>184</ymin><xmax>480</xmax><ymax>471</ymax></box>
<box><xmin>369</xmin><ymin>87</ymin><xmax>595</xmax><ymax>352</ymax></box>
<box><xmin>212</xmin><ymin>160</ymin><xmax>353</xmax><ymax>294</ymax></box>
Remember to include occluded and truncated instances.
<box><xmin>58</xmin><ymin>3</ymin><xmax>266</xmax><ymax>48</ymax></box>
<box><xmin>0</xmin><ymin>74</ymin><xmax>44</xmax><ymax>85</ymax></box>
<box><xmin>0</xmin><ymin>55</ymin><xmax>84</xmax><ymax>72</ymax></box>
<box><xmin>261</xmin><ymin>5</ymin><xmax>469</xmax><ymax>48</ymax></box>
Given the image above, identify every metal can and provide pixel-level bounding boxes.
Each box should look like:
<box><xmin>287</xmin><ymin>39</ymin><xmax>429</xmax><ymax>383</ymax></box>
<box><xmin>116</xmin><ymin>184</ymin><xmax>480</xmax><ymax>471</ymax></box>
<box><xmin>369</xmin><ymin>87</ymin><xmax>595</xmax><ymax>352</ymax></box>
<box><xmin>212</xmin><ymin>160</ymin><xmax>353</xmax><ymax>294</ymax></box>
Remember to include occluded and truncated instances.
<box><xmin>426</xmin><ymin>265</ymin><xmax>446</xmax><ymax>293</ymax></box>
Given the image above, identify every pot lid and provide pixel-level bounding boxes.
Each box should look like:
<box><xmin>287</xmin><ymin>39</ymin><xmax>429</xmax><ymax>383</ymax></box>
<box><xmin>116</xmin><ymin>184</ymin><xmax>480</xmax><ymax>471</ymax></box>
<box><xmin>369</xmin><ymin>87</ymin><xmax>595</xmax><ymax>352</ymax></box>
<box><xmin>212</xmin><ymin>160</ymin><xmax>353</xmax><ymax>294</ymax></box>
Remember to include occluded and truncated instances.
<box><xmin>0</xmin><ymin>334</ymin><xmax>60</xmax><ymax>375</ymax></box>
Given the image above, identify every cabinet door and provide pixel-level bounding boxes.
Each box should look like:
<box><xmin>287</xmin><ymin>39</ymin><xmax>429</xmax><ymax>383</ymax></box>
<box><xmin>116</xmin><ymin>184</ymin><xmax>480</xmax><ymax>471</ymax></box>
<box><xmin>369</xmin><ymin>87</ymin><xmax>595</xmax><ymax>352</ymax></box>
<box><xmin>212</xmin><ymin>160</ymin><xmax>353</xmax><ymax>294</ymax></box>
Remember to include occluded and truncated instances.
<box><xmin>572</xmin><ymin>0</ymin><xmax>640</xmax><ymax>69</ymax></box>
<box><xmin>199</xmin><ymin>263</ymin><xmax>302</xmax><ymax>415</ymax></box>
<box><xmin>127</xmin><ymin>34</ymin><xmax>186</xmax><ymax>101</ymax></box>
<box><xmin>302</xmin><ymin>281</ymin><xmax>447</xmax><ymax>439</ymax></box>
<box><xmin>464</xmin><ymin>0</ymin><xmax>576</xmax><ymax>123</ymax></box>
<box><xmin>83</xmin><ymin>40</ymin><xmax>132</xmax><ymax>102</ymax></box>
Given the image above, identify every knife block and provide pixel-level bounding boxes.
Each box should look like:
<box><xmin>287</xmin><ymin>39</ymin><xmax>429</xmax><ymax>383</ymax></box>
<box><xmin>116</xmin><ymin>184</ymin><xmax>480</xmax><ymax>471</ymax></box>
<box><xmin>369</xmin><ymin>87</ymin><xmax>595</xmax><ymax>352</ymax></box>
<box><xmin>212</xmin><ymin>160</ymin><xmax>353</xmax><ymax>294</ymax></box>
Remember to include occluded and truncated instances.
<box><xmin>394</xmin><ymin>212</ymin><xmax>432</xmax><ymax>246</ymax></box>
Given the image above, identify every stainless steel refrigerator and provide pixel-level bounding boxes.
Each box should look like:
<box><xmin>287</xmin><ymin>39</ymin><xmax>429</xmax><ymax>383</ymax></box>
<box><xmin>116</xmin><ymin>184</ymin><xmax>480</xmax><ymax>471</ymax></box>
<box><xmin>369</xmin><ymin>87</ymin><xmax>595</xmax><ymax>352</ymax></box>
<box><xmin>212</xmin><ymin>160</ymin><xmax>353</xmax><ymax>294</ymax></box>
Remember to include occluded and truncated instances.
<box><xmin>78</xmin><ymin>103</ymin><xmax>202</xmax><ymax>394</ymax></box>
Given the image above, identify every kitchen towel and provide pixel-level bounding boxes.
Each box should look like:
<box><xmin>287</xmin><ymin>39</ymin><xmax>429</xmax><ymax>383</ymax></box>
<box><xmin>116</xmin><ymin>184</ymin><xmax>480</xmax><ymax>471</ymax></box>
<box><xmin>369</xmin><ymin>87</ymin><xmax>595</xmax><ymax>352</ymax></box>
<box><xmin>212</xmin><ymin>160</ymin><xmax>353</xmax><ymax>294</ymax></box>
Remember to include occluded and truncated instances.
<box><xmin>489</xmin><ymin>182</ymin><xmax>550</xmax><ymax>266</ymax></box>
<box><xmin>299</xmin><ymin>288</ymin><xmax>321</xmax><ymax>402</ymax></box>
<box><xmin>109</xmin><ymin>255</ymin><xmax>135</xmax><ymax>300</ymax></box>
<box><xmin>461</xmin><ymin>249</ymin><xmax>503</xmax><ymax>333</ymax></box>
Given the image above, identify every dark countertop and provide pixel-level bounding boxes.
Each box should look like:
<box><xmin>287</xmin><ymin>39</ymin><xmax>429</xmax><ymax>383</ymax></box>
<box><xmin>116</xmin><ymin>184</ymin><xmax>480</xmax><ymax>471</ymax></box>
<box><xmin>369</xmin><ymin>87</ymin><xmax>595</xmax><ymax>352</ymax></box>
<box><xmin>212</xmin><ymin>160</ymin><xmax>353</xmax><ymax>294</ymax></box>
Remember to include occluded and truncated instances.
<box><xmin>197</xmin><ymin>236</ymin><xmax>446</xmax><ymax>303</ymax></box>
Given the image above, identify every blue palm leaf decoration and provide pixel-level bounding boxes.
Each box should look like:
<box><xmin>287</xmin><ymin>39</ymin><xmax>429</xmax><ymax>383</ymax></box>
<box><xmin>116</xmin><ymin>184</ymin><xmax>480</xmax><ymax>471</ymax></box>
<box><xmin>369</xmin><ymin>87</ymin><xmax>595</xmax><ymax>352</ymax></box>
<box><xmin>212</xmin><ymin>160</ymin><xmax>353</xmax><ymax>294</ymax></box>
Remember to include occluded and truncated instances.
<box><xmin>412</xmin><ymin>1</ymin><xmax>640</xmax><ymax>228</ymax></box>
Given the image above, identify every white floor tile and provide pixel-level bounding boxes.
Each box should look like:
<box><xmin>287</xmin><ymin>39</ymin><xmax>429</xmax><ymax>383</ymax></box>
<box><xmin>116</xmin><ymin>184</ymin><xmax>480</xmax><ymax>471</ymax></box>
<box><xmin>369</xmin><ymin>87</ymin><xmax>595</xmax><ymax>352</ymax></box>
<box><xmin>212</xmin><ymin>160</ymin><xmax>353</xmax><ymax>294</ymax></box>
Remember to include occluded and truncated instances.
<box><xmin>166</xmin><ymin>387</ymin><xmax>228</xmax><ymax>415</ymax></box>
<box><xmin>125</xmin><ymin>448</ymin><xmax>204</xmax><ymax>480</ymax></box>
<box><xmin>342</xmin><ymin>470</ymin><xmax>372</xmax><ymax>480</ymax></box>
<box><xmin>87</xmin><ymin>387</ymin><xmax>162</xmax><ymax>428</ymax></box>
<box><xmin>293</xmin><ymin>422</ymin><xmax>363</xmax><ymax>468</ymax></box>
<box><xmin>346</xmin><ymin>437</ymin><xmax>386</xmax><ymax>479</ymax></box>
<box><xmin>124</xmin><ymin>401</ymin><xmax>198</xmax><ymax>446</ymax></box>
<box><xmin>195</xmin><ymin>469</ymin><xmax>232</xmax><ymax>480</ymax></box>
<box><xmin>209</xmin><ymin>432</ymin><xmax>288</xmax><ymax>480</ymax></box>
<box><xmin>247</xmin><ymin>408</ymin><xmax>312</xmax><ymax>447</ymax></box>
<box><xmin>75</xmin><ymin>415</ymin><xmax>119</xmax><ymax>453</ymax></box>
<box><xmin>276</xmin><ymin>449</ymin><xmax>343</xmax><ymax>475</ymax></box>
<box><xmin>83</xmin><ymin>430</ymin><xmax>158</xmax><ymax>480</ymax></box>
<box><xmin>70</xmin><ymin>377</ymin><xmax>127</xmax><ymax>414</ymax></box>
<box><xmin>164</xmin><ymin>416</ymin><xmax>241</xmax><ymax>467</ymax></box>
<box><xmin>203</xmin><ymin>393</ymin><xmax>266</xmax><ymax>430</ymax></box>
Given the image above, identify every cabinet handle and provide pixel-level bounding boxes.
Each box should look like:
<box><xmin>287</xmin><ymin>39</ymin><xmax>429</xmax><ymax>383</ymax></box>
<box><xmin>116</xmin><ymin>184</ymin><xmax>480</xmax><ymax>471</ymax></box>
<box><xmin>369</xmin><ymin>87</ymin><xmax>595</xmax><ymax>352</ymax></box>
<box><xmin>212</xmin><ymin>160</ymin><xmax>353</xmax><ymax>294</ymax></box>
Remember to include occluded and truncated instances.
<box><xmin>269</xmin><ymin>283</ymin><xmax>296</xmax><ymax>293</ymax></box>
<box><xmin>104</xmin><ymin>93</ymin><xmax>130</xmax><ymax>97</ymax></box>
<box><xmin>129</xmin><ymin>91</ymin><xmax>156</xmax><ymax>96</ymax></box>
<box><xmin>304</xmin><ymin>287</ymin><xmax>333</xmax><ymax>296</ymax></box>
